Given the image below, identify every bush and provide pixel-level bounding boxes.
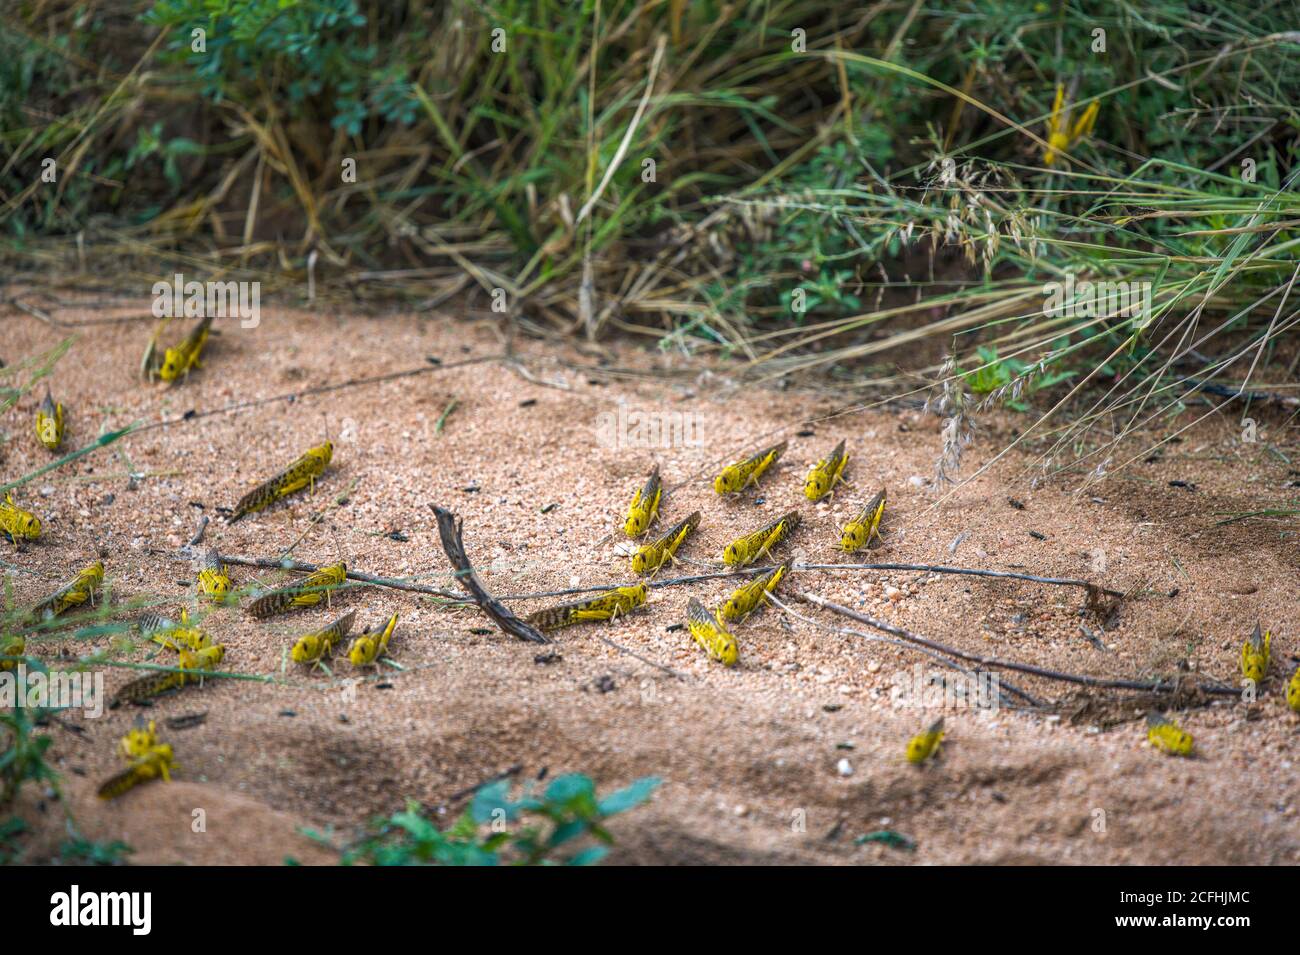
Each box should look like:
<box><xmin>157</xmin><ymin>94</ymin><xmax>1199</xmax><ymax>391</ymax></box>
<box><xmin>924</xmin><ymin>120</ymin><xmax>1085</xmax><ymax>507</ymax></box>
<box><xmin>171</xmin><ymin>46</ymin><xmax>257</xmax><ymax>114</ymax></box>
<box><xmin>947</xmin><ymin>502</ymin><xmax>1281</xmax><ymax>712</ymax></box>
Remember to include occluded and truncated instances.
<box><xmin>327</xmin><ymin>773</ymin><xmax>661</xmax><ymax>866</ymax></box>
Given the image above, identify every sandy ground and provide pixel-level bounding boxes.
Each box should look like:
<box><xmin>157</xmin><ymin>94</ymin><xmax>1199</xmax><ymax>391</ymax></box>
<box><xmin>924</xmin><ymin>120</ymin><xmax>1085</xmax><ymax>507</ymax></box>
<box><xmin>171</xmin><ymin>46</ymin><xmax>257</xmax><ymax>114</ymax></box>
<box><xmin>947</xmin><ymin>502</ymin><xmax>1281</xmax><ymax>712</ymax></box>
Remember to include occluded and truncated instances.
<box><xmin>2</xmin><ymin>302</ymin><xmax>1298</xmax><ymax>865</ymax></box>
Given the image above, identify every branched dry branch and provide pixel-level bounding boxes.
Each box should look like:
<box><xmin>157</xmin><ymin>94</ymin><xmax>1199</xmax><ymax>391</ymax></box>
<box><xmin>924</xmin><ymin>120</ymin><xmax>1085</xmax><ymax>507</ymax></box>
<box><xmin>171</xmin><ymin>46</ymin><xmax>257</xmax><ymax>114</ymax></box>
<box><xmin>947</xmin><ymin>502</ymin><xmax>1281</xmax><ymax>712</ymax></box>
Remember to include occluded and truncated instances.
<box><xmin>800</xmin><ymin>593</ymin><xmax>1239</xmax><ymax>697</ymax></box>
<box><xmin>767</xmin><ymin>592</ymin><xmax>1043</xmax><ymax>708</ymax></box>
<box><xmin>430</xmin><ymin>505</ymin><xmax>549</xmax><ymax>644</ymax></box>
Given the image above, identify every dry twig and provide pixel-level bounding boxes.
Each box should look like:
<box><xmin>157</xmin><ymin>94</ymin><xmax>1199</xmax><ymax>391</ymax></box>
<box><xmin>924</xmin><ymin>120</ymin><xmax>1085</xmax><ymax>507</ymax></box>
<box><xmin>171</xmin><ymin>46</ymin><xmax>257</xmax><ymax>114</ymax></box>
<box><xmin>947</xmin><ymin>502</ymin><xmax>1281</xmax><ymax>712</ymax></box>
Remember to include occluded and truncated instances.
<box><xmin>430</xmin><ymin>504</ymin><xmax>549</xmax><ymax>644</ymax></box>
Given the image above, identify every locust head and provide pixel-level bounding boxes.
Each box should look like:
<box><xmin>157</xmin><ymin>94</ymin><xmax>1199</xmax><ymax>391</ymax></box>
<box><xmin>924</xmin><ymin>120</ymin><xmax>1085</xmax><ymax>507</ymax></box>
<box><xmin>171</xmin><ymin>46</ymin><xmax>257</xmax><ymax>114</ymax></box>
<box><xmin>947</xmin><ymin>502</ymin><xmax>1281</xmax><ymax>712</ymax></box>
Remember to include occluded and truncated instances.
<box><xmin>159</xmin><ymin>347</ymin><xmax>185</xmax><ymax>381</ymax></box>
<box><xmin>840</xmin><ymin>523</ymin><xmax>868</xmax><ymax>553</ymax></box>
<box><xmin>291</xmin><ymin>636</ymin><xmax>325</xmax><ymax>665</ymax></box>
<box><xmin>715</xmin><ymin>633</ymin><xmax>738</xmax><ymax>667</ymax></box>
<box><xmin>16</xmin><ymin>511</ymin><xmax>40</xmax><ymax>540</ymax></box>
<box><xmin>199</xmin><ymin>569</ymin><xmax>230</xmax><ymax>599</ymax></box>
<box><xmin>804</xmin><ymin>472</ymin><xmax>831</xmax><ymax>501</ymax></box>
<box><xmin>348</xmin><ymin>636</ymin><xmax>377</xmax><ymax>667</ymax></box>
<box><xmin>713</xmin><ymin>467</ymin><xmax>744</xmax><ymax>494</ymax></box>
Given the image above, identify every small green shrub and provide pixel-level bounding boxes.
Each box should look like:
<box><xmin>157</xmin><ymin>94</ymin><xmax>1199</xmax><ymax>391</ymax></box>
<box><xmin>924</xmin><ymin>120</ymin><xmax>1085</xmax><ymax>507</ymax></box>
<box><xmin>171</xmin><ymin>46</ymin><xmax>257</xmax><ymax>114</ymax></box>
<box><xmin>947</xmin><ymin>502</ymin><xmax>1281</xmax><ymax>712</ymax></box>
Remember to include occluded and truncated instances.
<box><xmin>0</xmin><ymin>673</ymin><xmax>58</xmax><ymax>807</ymax></box>
<box><xmin>328</xmin><ymin>773</ymin><xmax>660</xmax><ymax>866</ymax></box>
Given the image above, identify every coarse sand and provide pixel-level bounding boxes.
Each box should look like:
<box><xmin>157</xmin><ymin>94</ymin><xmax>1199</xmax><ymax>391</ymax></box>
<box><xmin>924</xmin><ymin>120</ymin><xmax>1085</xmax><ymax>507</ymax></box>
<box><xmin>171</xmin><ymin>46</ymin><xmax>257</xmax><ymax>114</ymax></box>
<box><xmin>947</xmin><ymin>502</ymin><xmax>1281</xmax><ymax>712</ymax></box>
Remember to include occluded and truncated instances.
<box><xmin>3</xmin><ymin>303</ymin><xmax>1298</xmax><ymax>865</ymax></box>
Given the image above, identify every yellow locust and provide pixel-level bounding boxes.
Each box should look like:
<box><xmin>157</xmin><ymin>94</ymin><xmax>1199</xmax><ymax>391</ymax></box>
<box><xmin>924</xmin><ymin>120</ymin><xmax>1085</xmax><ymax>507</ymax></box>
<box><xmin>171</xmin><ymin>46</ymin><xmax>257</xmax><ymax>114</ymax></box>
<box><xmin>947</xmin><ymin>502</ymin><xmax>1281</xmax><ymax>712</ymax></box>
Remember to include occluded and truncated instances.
<box><xmin>1288</xmin><ymin>665</ymin><xmax>1300</xmax><ymax>713</ymax></box>
<box><xmin>229</xmin><ymin>441</ymin><xmax>333</xmax><ymax>522</ymax></box>
<box><xmin>98</xmin><ymin>744</ymin><xmax>176</xmax><ymax>800</ymax></box>
<box><xmin>118</xmin><ymin>720</ymin><xmax>162</xmax><ymax>761</ymax></box>
<box><xmin>110</xmin><ymin>668</ymin><xmax>186</xmax><ymax>708</ymax></box>
<box><xmin>0</xmin><ymin>492</ymin><xmax>41</xmax><ymax>546</ymax></box>
<box><xmin>29</xmin><ymin>561</ymin><xmax>104</xmax><ymax>622</ymax></box>
<box><xmin>632</xmin><ymin>511</ymin><xmax>700</xmax><ymax>576</ymax></box>
<box><xmin>686</xmin><ymin>597</ymin><xmax>738</xmax><ymax>667</ymax></box>
<box><xmin>1241</xmin><ymin>624</ymin><xmax>1270</xmax><ymax>684</ymax></box>
<box><xmin>841</xmin><ymin>489</ymin><xmax>886</xmax><ymax>553</ymax></box>
<box><xmin>291</xmin><ymin>610</ymin><xmax>357</xmax><ymax>666</ymax></box>
<box><xmin>906</xmin><ymin>718</ymin><xmax>945</xmax><ymax>764</ymax></box>
<box><xmin>347</xmin><ymin>611</ymin><xmax>400</xmax><ymax>668</ymax></box>
<box><xmin>144</xmin><ymin>608</ymin><xmax>210</xmax><ymax>653</ymax></box>
<box><xmin>34</xmin><ymin>387</ymin><xmax>65</xmax><ymax>451</ymax></box>
<box><xmin>525</xmin><ymin>584</ymin><xmax>648</xmax><ymax>632</ymax></box>
<box><xmin>142</xmin><ymin>315</ymin><xmax>213</xmax><ymax>383</ymax></box>
<box><xmin>247</xmin><ymin>562</ymin><xmax>348</xmax><ymax>618</ymax></box>
<box><xmin>178</xmin><ymin>643</ymin><xmax>226</xmax><ymax>686</ymax></box>
<box><xmin>1146</xmin><ymin>712</ymin><xmax>1194</xmax><ymax>757</ymax></box>
<box><xmin>623</xmin><ymin>465</ymin><xmax>663</xmax><ymax>538</ymax></box>
<box><xmin>109</xmin><ymin>641</ymin><xmax>225</xmax><ymax>708</ymax></box>
<box><xmin>136</xmin><ymin>610</ymin><xmax>177</xmax><ymax>639</ymax></box>
<box><xmin>0</xmin><ymin>635</ymin><xmax>24</xmax><ymax>672</ymax></box>
<box><xmin>719</xmin><ymin>561</ymin><xmax>790</xmax><ymax>623</ymax></box>
<box><xmin>714</xmin><ymin>441</ymin><xmax>787</xmax><ymax>495</ymax></box>
<box><xmin>196</xmin><ymin>548</ymin><xmax>232</xmax><ymax>601</ymax></box>
<box><xmin>804</xmin><ymin>440</ymin><xmax>849</xmax><ymax>501</ymax></box>
<box><xmin>722</xmin><ymin>511</ymin><xmax>800</xmax><ymax>567</ymax></box>
<box><xmin>1043</xmin><ymin>83</ymin><xmax>1100</xmax><ymax>167</ymax></box>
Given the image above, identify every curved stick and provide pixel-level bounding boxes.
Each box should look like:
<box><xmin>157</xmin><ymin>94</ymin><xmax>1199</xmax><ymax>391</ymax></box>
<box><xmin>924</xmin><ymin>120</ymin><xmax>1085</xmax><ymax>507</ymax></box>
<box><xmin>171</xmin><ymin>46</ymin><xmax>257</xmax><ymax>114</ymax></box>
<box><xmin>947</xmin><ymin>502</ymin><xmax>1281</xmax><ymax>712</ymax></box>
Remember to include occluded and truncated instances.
<box><xmin>430</xmin><ymin>505</ymin><xmax>548</xmax><ymax>644</ymax></box>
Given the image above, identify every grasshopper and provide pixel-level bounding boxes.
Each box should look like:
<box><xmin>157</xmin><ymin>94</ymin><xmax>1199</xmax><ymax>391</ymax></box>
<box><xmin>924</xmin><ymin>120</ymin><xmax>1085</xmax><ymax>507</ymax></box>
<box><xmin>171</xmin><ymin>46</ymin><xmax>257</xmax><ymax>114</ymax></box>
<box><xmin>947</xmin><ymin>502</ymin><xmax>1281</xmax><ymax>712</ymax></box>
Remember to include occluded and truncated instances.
<box><xmin>722</xmin><ymin>511</ymin><xmax>800</xmax><ymax>567</ymax></box>
<box><xmin>229</xmin><ymin>442</ymin><xmax>334</xmax><ymax>522</ymax></box>
<box><xmin>804</xmin><ymin>440</ymin><xmax>849</xmax><ymax>502</ymax></box>
<box><xmin>906</xmin><ymin>718</ymin><xmax>945</xmax><ymax>764</ymax></box>
<box><xmin>195</xmin><ymin>548</ymin><xmax>233</xmax><ymax>601</ymax></box>
<box><xmin>623</xmin><ymin>465</ymin><xmax>663</xmax><ymax>538</ymax></box>
<box><xmin>0</xmin><ymin>492</ymin><xmax>41</xmax><ymax>546</ymax></box>
<box><xmin>1146</xmin><ymin>712</ymin><xmax>1194</xmax><ymax>757</ymax></box>
<box><xmin>291</xmin><ymin>610</ymin><xmax>357</xmax><ymax>667</ymax></box>
<box><xmin>525</xmin><ymin>584</ymin><xmax>648</xmax><ymax>632</ymax></box>
<box><xmin>142</xmin><ymin>316</ymin><xmax>213</xmax><ymax>383</ymax></box>
<box><xmin>347</xmin><ymin>612</ymin><xmax>400</xmax><ymax>668</ymax></box>
<box><xmin>34</xmin><ymin>387</ymin><xmax>65</xmax><ymax>451</ymax></box>
<box><xmin>714</xmin><ymin>441</ymin><xmax>787</xmax><ymax>495</ymax></box>
<box><xmin>1241</xmin><ymin>623</ymin><xmax>1271</xmax><ymax>684</ymax></box>
<box><xmin>686</xmin><ymin>598</ymin><xmax>738</xmax><ymax>667</ymax></box>
<box><xmin>97</xmin><ymin>745</ymin><xmax>176</xmax><ymax>800</ymax></box>
<box><xmin>29</xmin><ymin>561</ymin><xmax>104</xmax><ymax>622</ymax></box>
<box><xmin>719</xmin><ymin>561</ymin><xmax>790</xmax><ymax>623</ymax></box>
<box><xmin>840</xmin><ymin>489</ymin><xmax>886</xmax><ymax>553</ymax></box>
<box><xmin>632</xmin><ymin>512</ymin><xmax>700</xmax><ymax>576</ymax></box>
<box><xmin>247</xmin><ymin>562</ymin><xmax>348</xmax><ymax>618</ymax></box>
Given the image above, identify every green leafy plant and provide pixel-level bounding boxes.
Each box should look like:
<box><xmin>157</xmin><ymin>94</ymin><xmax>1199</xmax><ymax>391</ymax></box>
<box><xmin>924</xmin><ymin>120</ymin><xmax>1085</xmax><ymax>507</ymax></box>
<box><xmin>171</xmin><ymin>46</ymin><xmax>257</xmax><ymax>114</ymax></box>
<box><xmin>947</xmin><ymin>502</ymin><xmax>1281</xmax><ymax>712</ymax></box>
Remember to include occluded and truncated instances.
<box><xmin>1</xmin><ymin>674</ymin><xmax>58</xmax><ymax>807</ymax></box>
<box><xmin>1</xmin><ymin>656</ymin><xmax>137</xmax><ymax>865</ymax></box>
<box><xmin>58</xmin><ymin>835</ymin><xmax>134</xmax><ymax>866</ymax></box>
<box><xmin>329</xmin><ymin>773</ymin><xmax>660</xmax><ymax>866</ymax></box>
<box><xmin>0</xmin><ymin>817</ymin><xmax>27</xmax><ymax>864</ymax></box>
<box><xmin>147</xmin><ymin>0</ymin><xmax>385</xmax><ymax>134</ymax></box>
<box><xmin>961</xmin><ymin>345</ymin><xmax>1075</xmax><ymax>411</ymax></box>
<box><xmin>1</xmin><ymin>674</ymin><xmax>59</xmax><ymax>863</ymax></box>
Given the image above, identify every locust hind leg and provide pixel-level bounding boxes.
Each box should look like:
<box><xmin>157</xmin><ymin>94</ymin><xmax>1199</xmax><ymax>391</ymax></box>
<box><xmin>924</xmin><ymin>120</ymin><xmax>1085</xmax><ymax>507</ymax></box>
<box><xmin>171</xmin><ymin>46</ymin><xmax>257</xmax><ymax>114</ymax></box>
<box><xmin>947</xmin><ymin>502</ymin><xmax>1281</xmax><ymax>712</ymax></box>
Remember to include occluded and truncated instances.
<box><xmin>752</xmin><ymin>529</ymin><xmax>783</xmax><ymax>565</ymax></box>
